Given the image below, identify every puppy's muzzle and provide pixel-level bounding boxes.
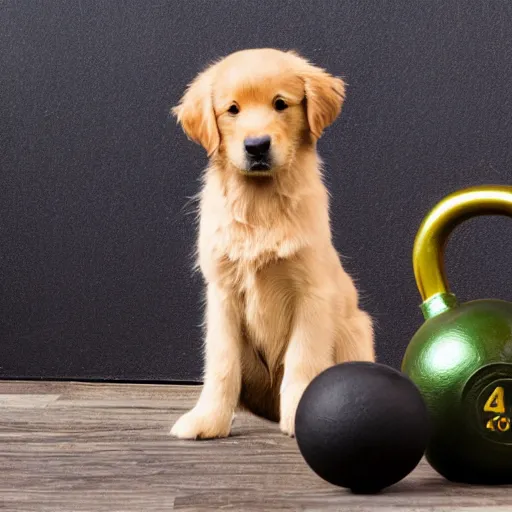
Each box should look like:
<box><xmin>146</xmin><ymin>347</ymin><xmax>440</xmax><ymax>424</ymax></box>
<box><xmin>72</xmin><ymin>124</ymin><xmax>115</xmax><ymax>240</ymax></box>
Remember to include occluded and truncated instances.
<box><xmin>244</xmin><ymin>135</ymin><xmax>272</xmax><ymax>172</ymax></box>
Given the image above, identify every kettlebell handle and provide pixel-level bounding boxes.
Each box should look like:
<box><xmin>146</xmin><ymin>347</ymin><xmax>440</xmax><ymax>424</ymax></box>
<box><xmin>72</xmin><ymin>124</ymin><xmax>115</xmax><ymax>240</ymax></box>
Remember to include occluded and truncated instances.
<box><xmin>413</xmin><ymin>185</ymin><xmax>512</xmax><ymax>319</ymax></box>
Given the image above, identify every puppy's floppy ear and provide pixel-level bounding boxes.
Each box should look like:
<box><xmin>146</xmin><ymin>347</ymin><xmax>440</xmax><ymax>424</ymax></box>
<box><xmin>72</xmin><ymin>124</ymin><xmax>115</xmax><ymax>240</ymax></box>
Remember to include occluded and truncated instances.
<box><xmin>295</xmin><ymin>57</ymin><xmax>346</xmax><ymax>139</ymax></box>
<box><xmin>172</xmin><ymin>63</ymin><xmax>220</xmax><ymax>156</ymax></box>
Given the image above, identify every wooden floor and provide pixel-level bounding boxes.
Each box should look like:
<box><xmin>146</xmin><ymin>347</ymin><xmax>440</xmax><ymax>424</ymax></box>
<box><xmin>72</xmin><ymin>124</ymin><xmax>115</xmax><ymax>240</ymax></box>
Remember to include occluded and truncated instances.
<box><xmin>0</xmin><ymin>382</ymin><xmax>511</xmax><ymax>511</ymax></box>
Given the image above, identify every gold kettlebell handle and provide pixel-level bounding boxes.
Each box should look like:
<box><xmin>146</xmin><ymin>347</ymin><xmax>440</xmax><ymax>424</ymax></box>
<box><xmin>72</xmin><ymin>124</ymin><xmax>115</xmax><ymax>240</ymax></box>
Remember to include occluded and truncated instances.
<box><xmin>413</xmin><ymin>185</ymin><xmax>512</xmax><ymax>318</ymax></box>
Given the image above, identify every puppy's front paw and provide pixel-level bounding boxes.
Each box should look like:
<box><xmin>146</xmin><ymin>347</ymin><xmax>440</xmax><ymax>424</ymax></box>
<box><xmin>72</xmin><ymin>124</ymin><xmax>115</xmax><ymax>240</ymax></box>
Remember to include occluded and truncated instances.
<box><xmin>170</xmin><ymin>407</ymin><xmax>233</xmax><ymax>440</ymax></box>
<box><xmin>279</xmin><ymin>381</ymin><xmax>308</xmax><ymax>437</ymax></box>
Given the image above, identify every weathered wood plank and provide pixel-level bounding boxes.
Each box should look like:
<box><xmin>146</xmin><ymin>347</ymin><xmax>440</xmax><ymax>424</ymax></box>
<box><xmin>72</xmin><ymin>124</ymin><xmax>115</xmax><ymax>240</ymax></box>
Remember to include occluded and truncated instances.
<box><xmin>0</xmin><ymin>380</ymin><xmax>510</xmax><ymax>511</ymax></box>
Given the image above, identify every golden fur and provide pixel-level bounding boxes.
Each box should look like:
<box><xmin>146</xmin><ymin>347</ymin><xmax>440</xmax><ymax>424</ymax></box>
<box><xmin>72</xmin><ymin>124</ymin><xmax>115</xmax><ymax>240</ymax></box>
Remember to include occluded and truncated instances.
<box><xmin>170</xmin><ymin>48</ymin><xmax>375</xmax><ymax>439</ymax></box>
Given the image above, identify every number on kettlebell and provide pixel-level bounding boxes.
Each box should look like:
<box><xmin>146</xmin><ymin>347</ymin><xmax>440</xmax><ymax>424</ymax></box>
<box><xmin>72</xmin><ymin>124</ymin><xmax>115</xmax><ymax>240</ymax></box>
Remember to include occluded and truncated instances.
<box><xmin>484</xmin><ymin>386</ymin><xmax>506</xmax><ymax>414</ymax></box>
<box><xmin>485</xmin><ymin>415</ymin><xmax>511</xmax><ymax>432</ymax></box>
<box><xmin>487</xmin><ymin>415</ymin><xmax>506</xmax><ymax>430</ymax></box>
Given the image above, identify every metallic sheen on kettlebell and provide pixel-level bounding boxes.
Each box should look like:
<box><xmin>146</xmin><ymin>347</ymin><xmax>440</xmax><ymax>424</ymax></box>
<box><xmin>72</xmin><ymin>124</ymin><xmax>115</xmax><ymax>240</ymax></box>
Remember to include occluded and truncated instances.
<box><xmin>402</xmin><ymin>185</ymin><xmax>512</xmax><ymax>484</ymax></box>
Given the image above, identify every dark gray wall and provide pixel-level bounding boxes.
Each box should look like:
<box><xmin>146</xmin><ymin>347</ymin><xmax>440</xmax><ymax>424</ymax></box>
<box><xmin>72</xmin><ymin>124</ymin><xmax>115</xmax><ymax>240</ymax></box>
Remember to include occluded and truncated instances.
<box><xmin>1</xmin><ymin>0</ymin><xmax>511</xmax><ymax>381</ymax></box>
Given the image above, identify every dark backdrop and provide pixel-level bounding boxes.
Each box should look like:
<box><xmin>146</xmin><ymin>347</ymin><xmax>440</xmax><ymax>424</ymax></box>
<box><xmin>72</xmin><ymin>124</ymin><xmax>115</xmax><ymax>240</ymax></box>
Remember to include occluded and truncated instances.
<box><xmin>1</xmin><ymin>0</ymin><xmax>511</xmax><ymax>381</ymax></box>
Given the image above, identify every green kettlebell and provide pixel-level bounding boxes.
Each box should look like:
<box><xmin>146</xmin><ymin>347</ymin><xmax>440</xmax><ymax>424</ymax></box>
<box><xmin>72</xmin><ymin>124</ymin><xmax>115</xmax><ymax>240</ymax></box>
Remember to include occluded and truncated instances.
<box><xmin>402</xmin><ymin>185</ymin><xmax>512</xmax><ymax>485</ymax></box>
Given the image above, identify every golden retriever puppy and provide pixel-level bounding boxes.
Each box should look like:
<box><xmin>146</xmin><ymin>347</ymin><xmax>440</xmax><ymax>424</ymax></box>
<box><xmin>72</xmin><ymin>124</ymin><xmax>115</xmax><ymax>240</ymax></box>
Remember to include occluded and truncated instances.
<box><xmin>171</xmin><ymin>48</ymin><xmax>375</xmax><ymax>439</ymax></box>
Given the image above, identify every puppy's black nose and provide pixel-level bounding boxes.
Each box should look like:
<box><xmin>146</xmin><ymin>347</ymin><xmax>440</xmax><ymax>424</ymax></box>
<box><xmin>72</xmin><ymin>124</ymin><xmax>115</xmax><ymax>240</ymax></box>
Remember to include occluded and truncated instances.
<box><xmin>244</xmin><ymin>136</ymin><xmax>271</xmax><ymax>157</ymax></box>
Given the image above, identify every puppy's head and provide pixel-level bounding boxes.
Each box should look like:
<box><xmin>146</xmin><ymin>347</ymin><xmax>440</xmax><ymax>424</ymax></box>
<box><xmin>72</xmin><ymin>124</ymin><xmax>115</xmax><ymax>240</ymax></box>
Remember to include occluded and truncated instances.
<box><xmin>173</xmin><ymin>48</ymin><xmax>345</xmax><ymax>176</ymax></box>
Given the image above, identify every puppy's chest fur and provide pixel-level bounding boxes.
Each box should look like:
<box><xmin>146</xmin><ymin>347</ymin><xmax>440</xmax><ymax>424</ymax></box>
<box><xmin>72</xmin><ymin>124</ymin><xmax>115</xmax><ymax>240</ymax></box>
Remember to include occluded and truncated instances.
<box><xmin>199</xmin><ymin>204</ymin><xmax>306</xmax><ymax>364</ymax></box>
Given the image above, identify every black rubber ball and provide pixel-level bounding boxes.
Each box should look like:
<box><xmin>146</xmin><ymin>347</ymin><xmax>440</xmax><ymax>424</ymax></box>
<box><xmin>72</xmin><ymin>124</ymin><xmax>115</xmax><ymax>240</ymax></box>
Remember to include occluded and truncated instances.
<box><xmin>295</xmin><ymin>361</ymin><xmax>430</xmax><ymax>494</ymax></box>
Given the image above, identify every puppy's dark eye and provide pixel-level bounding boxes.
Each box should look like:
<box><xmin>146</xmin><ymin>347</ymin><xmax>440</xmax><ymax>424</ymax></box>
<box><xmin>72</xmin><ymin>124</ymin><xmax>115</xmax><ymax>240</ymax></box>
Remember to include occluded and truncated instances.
<box><xmin>228</xmin><ymin>104</ymin><xmax>240</xmax><ymax>115</ymax></box>
<box><xmin>274</xmin><ymin>98</ymin><xmax>288</xmax><ymax>111</ymax></box>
